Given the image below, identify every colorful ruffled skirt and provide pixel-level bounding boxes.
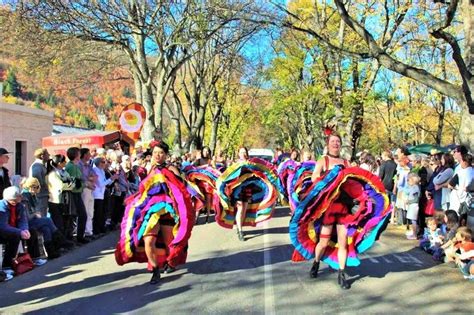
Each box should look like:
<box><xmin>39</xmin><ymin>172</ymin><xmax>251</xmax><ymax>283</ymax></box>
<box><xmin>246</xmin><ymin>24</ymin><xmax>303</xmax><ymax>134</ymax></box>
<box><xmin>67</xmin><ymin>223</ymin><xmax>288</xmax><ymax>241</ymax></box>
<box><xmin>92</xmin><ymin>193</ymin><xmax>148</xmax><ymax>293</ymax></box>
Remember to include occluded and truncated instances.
<box><xmin>115</xmin><ymin>167</ymin><xmax>195</xmax><ymax>269</ymax></box>
<box><xmin>290</xmin><ymin>166</ymin><xmax>392</xmax><ymax>269</ymax></box>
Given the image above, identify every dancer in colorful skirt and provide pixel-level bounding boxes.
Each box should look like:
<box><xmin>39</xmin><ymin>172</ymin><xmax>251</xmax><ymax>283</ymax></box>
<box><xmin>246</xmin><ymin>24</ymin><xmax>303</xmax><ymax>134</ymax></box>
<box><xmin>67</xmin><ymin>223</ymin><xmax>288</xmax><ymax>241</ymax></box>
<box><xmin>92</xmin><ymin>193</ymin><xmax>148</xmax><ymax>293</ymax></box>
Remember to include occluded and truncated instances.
<box><xmin>184</xmin><ymin>153</ymin><xmax>221</xmax><ymax>224</ymax></box>
<box><xmin>191</xmin><ymin>146</ymin><xmax>219</xmax><ymax>223</ymax></box>
<box><xmin>216</xmin><ymin>147</ymin><xmax>281</xmax><ymax>241</ymax></box>
<box><xmin>290</xmin><ymin>134</ymin><xmax>391</xmax><ymax>289</ymax></box>
<box><xmin>115</xmin><ymin>140</ymin><xmax>195</xmax><ymax>284</ymax></box>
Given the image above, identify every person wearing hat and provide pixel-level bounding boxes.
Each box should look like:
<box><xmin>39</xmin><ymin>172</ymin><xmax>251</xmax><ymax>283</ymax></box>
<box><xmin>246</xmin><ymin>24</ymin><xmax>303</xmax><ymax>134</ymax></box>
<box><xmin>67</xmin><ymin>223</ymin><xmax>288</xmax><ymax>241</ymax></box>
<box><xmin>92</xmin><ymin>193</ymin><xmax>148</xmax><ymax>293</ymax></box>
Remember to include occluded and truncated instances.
<box><xmin>0</xmin><ymin>186</ymin><xmax>30</xmax><ymax>272</ymax></box>
<box><xmin>0</xmin><ymin>148</ymin><xmax>12</xmax><ymax>199</ymax></box>
<box><xmin>29</xmin><ymin>148</ymin><xmax>50</xmax><ymax>217</ymax></box>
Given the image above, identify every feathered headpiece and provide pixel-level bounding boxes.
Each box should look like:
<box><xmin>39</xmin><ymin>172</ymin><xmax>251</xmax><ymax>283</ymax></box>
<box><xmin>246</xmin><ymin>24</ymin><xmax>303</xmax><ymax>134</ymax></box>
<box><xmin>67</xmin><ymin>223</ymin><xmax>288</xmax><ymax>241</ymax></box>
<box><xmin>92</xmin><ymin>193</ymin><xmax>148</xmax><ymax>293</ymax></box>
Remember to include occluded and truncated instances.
<box><xmin>149</xmin><ymin>139</ymin><xmax>162</xmax><ymax>149</ymax></box>
<box><xmin>323</xmin><ymin>123</ymin><xmax>336</xmax><ymax>137</ymax></box>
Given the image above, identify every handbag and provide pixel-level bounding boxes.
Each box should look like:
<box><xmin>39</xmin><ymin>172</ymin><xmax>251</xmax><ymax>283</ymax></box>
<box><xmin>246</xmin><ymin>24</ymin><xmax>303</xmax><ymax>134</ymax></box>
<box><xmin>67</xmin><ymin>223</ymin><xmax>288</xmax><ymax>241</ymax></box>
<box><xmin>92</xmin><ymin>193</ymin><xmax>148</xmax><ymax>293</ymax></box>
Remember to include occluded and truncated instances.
<box><xmin>460</xmin><ymin>192</ymin><xmax>474</xmax><ymax>216</ymax></box>
<box><xmin>424</xmin><ymin>199</ymin><xmax>435</xmax><ymax>216</ymax></box>
<box><xmin>60</xmin><ymin>190</ymin><xmax>77</xmax><ymax>216</ymax></box>
<box><xmin>12</xmin><ymin>242</ymin><xmax>35</xmax><ymax>275</ymax></box>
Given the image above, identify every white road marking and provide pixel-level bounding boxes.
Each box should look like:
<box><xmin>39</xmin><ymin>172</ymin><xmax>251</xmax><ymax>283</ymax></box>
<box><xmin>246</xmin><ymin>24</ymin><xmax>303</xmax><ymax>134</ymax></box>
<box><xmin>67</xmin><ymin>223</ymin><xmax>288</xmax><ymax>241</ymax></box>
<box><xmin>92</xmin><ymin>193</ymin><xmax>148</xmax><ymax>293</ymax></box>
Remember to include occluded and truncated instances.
<box><xmin>263</xmin><ymin>220</ymin><xmax>276</xmax><ymax>315</ymax></box>
<box><xmin>361</xmin><ymin>252</ymin><xmax>380</xmax><ymax>263</ymax></box>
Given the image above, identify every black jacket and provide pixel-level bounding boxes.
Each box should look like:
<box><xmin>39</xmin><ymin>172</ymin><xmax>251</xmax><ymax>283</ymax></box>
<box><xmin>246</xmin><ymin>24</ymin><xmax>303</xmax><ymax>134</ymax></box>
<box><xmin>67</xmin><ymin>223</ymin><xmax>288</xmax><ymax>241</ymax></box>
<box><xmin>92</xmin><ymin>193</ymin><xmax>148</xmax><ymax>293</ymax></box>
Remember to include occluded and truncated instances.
<box><xmin>0</xmin><ymin>166</ymin><xmax>11</xmax><ymax>199</ymax></box>
<box><xmin>378</xmin><ymin>159</ymin><xmax>397</xmax><ymax>192</ymax></box>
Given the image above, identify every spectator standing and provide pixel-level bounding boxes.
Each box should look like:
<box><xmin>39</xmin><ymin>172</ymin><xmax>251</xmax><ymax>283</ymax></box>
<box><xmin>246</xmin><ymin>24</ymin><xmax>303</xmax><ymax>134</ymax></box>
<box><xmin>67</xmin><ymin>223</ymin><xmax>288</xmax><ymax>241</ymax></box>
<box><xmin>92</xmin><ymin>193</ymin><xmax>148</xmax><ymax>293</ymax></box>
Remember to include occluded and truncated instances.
<box><xmin>379</xmin><ymin>150</ymin><xmax>397</xmax><ymax>223</ymax></box>
<box><xmin>92</xmin><ymin>157</ymin><xmax>118</xmax><ymax>235</ymax></box>
<box><xmin>0</xmin><ymin>148</ymin><xmax>11</xmax><ymax>199</ymax></box>
<box><xmin>405</xmin><ymin>173</ymin><xmax>421</xmax><ymax>240</ymax></box>
<box><xmin>46</xmin><ymin>154</ymin><xmax>75</xmax><ymax>238</ymax></box>
<box><xmin>449</xmin><ymin>154</ymin><xmax>474</xmax><ymax>219</ymax></box>
<box><xmin>29</xmin><ymin>148</ymin><xmax>50</xmax><ymax>217</ymax></box>
<box><xmin>394</xmin><ymin>150</ymin><xmax>411</xmax><ymax>225</ymax></box>
<box><xmin>78</xmin><ymin>148</ymin><xmax>96</xmax><ymax>238</ymax></box>
<box><xmin>65</xmin><ymin>147</ymin><xmax>89</xmax><ymax>244</ymax></box>
<box><xmin>426</xmin><ymin>156</ymin><xmax>443</xmax><ymax>211</ymax></box>
<box><xmin>452</xmin><ymin>145</ymin><xmax>469</xmax><ymax>171</ymax></box>
<box><xmin>433</xmin><ymin>153</ymin><xmax>456</xmax><ymax>212</ymax></box>
<box><xmin>0</xmin><ymin>186</ymin><xmax>30</xmax><ymax>272</ymax></box>
<box><xmin>109</xmin><ymin>152</ymin><xmax>129</xmax><ymax>229</ymax></box>
<box><xmin>412</xmin><ymin>155</ymin><xmax>429</xmax><ymax>236</ymax></box>
<box><xmin>360</xmin><ymin>152</ymin><xmax>377</xmax><ymax>174</ymax></box>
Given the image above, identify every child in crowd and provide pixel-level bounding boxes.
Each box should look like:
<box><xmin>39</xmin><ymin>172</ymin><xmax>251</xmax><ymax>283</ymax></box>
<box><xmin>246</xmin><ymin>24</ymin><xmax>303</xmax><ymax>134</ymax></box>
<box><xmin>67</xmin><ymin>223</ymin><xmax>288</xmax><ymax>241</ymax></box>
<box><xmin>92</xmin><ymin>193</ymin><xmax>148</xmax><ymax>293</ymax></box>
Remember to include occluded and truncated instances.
<box><xmin>405</xmin><ymin>173</ymin><xmax>421</xmax><ymax>240</ymax></box>
<box><xmin>394</xmin><ymin>156</ymin><xmax>411</xmax><ymax>226</ymax></box>
<box><xmin>433</xmin><ymin>210</ymin><xmax>460</xmax><ymax>261</ymax></box>
<box><xmin>420</xmin><ymin>217</ymin><xmax>443</xmax><ymax>253</ymax></box>
<box><xmin>452</xmin><ymin>227</ymin><xmax>474</xmax><ymax>280</ymax></box>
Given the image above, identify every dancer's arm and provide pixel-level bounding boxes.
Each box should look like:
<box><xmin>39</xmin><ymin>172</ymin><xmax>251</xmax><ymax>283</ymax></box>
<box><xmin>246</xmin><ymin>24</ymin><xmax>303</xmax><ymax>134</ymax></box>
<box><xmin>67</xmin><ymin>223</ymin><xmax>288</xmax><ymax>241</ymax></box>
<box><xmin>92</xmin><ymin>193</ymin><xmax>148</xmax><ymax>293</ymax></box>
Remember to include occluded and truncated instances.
<box><xmin>168</xmin><ymin>165</ymin><xmax>181</xmax><ymax>177</ymax></box>
<box><xmin>311</xmin><ymin>159</ymin><xmax>324</xmax><ymax>182</ymax></box>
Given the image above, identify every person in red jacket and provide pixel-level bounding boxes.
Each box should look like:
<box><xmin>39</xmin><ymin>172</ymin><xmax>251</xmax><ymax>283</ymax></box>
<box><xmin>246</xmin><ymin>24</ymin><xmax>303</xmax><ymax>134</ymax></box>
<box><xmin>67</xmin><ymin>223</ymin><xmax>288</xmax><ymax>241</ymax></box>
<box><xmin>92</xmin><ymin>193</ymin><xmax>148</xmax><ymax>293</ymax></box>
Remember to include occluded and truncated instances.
<box><xmin>0</xmin><ymin>186</ymin><xmax>30</xmax><ymax>271</ymax></box>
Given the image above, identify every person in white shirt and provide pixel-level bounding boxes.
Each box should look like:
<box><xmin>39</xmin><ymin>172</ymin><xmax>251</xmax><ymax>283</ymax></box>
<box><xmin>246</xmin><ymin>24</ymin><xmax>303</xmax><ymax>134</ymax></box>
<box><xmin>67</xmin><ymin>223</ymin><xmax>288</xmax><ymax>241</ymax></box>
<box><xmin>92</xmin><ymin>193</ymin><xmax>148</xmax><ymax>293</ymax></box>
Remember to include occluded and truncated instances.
<box><xmin>449</xmin><ymin>154</ymin><xmax>474</xmax><ymax>216</ymax></box>
<box><xmin>92</xmin><ymin>157</ymin><xmax>118</xmax><ymax>235</ymax></box>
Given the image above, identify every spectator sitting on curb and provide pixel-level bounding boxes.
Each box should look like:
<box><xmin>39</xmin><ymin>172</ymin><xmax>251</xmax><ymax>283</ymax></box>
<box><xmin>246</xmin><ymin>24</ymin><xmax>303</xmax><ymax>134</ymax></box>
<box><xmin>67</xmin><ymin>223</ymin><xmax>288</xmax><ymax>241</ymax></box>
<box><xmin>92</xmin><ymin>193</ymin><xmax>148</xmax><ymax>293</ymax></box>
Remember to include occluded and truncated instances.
<box><xmin>453</xmin><ymin>227</ymin><xmax>474</xmax><ymax>280</ymax></box>
<box><xmin>0</xmin><ymin>186</ymin><xmax>31</xmax><ymax>277</ymax></box>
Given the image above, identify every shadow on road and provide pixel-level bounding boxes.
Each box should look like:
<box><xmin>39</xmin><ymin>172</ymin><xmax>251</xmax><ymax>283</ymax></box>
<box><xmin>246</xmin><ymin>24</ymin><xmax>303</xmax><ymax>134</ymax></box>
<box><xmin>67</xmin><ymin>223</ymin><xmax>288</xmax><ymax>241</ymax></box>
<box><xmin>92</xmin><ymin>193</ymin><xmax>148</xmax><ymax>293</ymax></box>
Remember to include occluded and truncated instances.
<box><xmin>244</xmin><ymin>226</ymin><xmax>289</xmax><ymax>240</ymax></box>
<box><xmin>272</xmin><ymin>206</ymin><xmax>292</xmax><ymax>218</ymax></box>
<box><xmin>24</xmin><ymin>283</ymin><xmax>192</xmax><ymax>314</ymax></box>
<box><xmin>0</xmin><ymin>269</ymin><xmax>147</xmax><ymax>309</ymax></box>
<box><xmin>347</xmin><ymin>246</ymin><xmax>439</xmax><ymax>285</ymax></box>
<box><xmin>186</xmin><ymin>244</ymin><xmax>293</xmax><ymax>275</ymax></box>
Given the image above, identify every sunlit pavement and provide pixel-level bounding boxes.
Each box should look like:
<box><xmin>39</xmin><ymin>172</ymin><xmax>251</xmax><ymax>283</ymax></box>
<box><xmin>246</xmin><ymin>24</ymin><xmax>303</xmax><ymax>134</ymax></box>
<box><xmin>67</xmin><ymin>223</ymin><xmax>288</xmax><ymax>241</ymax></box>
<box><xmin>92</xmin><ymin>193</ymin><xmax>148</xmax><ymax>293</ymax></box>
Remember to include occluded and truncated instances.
<box><xmin>1</xmin><ymin>207</ymin><xmax>473</xmax><ymax>314</ymax></box>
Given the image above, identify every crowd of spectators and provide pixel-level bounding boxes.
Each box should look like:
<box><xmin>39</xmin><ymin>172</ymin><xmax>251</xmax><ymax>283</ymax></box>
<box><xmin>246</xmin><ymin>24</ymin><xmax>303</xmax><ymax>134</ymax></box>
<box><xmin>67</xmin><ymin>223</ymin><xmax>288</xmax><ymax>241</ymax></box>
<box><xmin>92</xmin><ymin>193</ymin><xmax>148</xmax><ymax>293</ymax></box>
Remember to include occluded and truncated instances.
<box><xmin>360</xmin><ymin>145</ymin><xmax>473</xmax><ymax>280</ymax></box>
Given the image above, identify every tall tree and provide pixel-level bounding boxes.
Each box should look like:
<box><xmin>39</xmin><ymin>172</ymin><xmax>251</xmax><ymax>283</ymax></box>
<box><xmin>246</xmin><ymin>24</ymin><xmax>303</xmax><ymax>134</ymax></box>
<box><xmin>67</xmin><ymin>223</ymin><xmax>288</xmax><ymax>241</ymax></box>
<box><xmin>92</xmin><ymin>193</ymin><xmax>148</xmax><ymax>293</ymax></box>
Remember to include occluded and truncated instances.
<box><xmin>12</xmin><ymin>0</ymin><xmax>248</xmax><ymax>141</ymax></box>
<box><xmin>265</xmin><ymin>0</ymin><xmax>474</xmax><ymax>148</ymax></box>
<box><xmin>166</xmin><ymin>17</ymin><xmax>257</xmax><ymax>152</ymax></box>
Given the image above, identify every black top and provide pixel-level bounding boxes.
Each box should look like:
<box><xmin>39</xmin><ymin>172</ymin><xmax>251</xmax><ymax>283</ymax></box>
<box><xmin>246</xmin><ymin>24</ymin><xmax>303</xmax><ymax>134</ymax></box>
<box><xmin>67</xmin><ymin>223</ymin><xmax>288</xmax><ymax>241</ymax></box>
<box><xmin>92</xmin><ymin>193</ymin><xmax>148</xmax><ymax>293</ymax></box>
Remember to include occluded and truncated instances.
<box><xmin>378</xmin><ymin>159</ymin><xmax>397</xmax><ymax>192</ymax></box>
<box><xmin>0</xmin><ymin>166</ymin><xmax>11</xmax><ymax>199</ymax></box>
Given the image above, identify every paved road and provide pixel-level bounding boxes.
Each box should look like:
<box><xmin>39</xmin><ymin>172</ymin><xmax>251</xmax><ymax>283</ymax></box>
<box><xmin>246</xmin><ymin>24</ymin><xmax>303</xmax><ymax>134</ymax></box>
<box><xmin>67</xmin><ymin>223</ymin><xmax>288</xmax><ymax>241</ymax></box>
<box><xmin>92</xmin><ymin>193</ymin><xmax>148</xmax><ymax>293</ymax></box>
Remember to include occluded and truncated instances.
<box><xmin>1</xmin><ymin>207</ymin><xmax>473</xmax><ymax>314</ymax></box>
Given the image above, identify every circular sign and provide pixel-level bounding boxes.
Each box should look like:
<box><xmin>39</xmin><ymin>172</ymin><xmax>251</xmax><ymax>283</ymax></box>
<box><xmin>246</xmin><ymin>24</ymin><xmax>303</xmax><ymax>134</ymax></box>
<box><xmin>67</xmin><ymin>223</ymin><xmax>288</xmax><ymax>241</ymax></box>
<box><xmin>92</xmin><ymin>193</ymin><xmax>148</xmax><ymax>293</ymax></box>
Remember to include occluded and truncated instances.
<box><xmin>119</xmin><ymin>109</ymin><xmax>143</xmax><ymax>133</ymax></box>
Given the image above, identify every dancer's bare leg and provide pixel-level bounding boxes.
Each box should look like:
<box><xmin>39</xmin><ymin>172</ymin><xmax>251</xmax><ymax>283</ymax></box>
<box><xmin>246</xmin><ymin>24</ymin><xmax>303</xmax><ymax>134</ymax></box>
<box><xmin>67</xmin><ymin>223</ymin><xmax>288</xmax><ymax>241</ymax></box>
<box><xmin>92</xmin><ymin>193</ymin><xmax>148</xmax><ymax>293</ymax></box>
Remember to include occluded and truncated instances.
<box><xmin>336</xmin><ymin>224</ymin><xmax>348</xmax><ymax>269</ymax></box>
<box><xmin>161</xmin><ymin>224</ymin><xmax>176</xmax><ymax>272</ymax></box>
<box><xmin>314</xmin><ymin>225</ymin><xmax>333</xmax><ymax>262</ymax></box>
<box><xmin>205</xmin><ymin>193</ymin><xmax>212</xmax><ymax>222</ymax></box>
<box><xmin>310</xmin><ymin>224</ymin><xmax>332</xmax><ymax>278</ymax></box>
<box><xmin>235</xmin><ymin>201</ymin><xmax>248</xmax><ymax>240</ymax></box>
<box><xmin>336</xmin><ymin>223</ymin><xmax>350</xmax><ymax>289</ymax></box>
<box><xmin>144</xmin><ymin>225</ymin><xmax>160</xmax><ymax>268</ymax></box>
<box><xmin>144</xmin><ymin>224</ymin><xmax>161</xmax><ymax>284</ymax></box>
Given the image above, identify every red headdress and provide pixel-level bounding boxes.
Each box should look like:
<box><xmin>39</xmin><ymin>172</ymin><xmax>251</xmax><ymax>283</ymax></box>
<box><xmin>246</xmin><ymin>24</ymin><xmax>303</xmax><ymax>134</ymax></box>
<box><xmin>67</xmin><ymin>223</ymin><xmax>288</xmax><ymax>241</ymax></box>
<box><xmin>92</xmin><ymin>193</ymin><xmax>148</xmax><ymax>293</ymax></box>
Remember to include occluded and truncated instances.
<box><xmin>323</xmin><ymin>124</ymin><xmax>336</xmax><ymax>137</ymax></box>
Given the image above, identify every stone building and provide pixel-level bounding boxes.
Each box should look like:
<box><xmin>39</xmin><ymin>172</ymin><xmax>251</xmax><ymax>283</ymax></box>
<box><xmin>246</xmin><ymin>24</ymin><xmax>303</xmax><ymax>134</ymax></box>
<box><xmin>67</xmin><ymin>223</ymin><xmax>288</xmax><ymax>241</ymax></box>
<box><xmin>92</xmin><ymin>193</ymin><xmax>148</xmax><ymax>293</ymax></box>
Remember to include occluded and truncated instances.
<box><xmin>0</xmin><ymin>101</ymin><xmax>53</xmax><ymax>176</ymax></box>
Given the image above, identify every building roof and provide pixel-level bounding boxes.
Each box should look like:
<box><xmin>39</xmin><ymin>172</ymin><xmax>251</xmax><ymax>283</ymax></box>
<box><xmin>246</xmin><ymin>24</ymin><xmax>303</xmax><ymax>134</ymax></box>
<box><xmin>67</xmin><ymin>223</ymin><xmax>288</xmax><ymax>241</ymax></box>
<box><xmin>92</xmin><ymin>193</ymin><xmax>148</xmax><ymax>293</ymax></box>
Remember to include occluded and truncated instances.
<box><xmin>52</xmin><ymin>124</ymin><xmax>95</xmax><ymax>135</ymax></box>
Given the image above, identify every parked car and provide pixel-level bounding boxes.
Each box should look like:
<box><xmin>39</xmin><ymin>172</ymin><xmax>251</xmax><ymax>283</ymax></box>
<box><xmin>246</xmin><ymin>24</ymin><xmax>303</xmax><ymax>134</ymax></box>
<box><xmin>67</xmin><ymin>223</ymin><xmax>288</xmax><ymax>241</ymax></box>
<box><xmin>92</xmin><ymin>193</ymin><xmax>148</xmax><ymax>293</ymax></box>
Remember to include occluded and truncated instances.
<box><xmin>248</xmin><ymin>148</ymin><xmax>274</xmax><ymax>162</ymax></box>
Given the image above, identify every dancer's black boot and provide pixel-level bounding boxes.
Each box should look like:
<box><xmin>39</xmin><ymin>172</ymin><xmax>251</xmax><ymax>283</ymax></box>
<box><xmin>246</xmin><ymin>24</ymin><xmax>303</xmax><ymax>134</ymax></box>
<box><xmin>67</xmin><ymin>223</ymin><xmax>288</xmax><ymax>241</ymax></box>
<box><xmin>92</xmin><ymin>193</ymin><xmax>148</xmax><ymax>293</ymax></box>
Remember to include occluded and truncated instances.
<box><xmin>338</xmin><ymin>269</ymin><xmax>350</xmax><ymax>289</ymax></box>
<box><xmin>150</xmin><ymin>267</ymin><xmax>161</xmax><ymax>284</ymax></box>
<box><xmin>163</xmin><ymin>263</ymin><xmax>176</xmax><ymax>274</ymax></box>
<box><xmin>309</xmin><ymin>261</ymin><xmax>320</xmax><ymax>278</ymax></box>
